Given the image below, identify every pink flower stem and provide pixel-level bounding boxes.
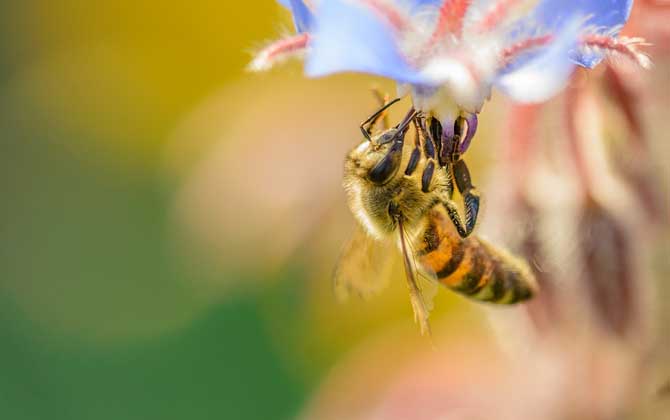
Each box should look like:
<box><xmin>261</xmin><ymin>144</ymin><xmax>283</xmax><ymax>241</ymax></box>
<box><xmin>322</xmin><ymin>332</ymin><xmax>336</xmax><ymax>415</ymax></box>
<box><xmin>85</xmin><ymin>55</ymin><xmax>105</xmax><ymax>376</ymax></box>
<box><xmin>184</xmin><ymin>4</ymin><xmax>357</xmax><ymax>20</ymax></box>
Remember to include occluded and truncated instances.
<box><xmin>504</xmin><ymin>103</ymin><xmax>542</xmax><ymax>194</ymax></box>
<box><xmin>603</xmin><ymin>64</ymin><xmax>646</xmax><ymax>153</ymax></box>
<box><xmin>564</xmin><ymin>71</ymin><xmax>595</xmax><ymax>200</ymax></box>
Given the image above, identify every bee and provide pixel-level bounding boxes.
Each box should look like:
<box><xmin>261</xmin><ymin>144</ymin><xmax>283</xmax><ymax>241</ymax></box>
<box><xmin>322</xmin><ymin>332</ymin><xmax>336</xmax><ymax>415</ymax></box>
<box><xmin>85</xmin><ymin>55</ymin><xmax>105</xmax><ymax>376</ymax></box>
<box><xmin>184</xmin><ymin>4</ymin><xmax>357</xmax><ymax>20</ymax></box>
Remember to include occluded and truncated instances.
<box><xmin>335</xmin><ymin>98</ymin><xmax>537</xmax><ymax>334</ymax></box>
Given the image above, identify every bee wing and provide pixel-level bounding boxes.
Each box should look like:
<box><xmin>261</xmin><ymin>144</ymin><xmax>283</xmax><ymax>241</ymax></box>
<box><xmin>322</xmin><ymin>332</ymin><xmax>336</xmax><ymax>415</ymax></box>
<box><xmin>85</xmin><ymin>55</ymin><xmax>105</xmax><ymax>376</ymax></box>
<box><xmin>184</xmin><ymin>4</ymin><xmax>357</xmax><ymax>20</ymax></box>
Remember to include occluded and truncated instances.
<box><xmin>398</xmin><ymin>219</ymin><xmax>438</xmax><ymax>336</ymax></box>
<box><xmin>416</xmin><ymin>270</ymin><xmax>439</xmax><ymax>315</ymax></box>
<box><xmin>333</xmin><ymin>224</ymin><xmax>395</xmax><ymax>301</ymax></box>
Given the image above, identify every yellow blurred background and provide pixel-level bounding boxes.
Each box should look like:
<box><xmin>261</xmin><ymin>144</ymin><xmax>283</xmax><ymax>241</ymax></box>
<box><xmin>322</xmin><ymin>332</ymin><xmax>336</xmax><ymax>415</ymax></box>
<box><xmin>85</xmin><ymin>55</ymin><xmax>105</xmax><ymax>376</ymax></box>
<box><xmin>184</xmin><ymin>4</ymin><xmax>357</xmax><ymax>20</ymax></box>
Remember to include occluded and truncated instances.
<box><xmin>1</xmin><ymin>1</ymin><xmax>668</xmax><ymax>419</ymax></box>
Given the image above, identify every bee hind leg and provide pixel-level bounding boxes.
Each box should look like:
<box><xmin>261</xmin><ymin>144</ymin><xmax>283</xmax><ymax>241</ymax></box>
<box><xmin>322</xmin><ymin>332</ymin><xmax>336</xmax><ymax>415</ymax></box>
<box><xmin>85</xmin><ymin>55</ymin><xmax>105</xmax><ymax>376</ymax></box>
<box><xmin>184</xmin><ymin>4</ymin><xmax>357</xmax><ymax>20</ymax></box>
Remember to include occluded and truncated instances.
<box><xmin>441</xmin><ymin>159</ymin><xmax>479</xmax><ymax>238</ymax></box>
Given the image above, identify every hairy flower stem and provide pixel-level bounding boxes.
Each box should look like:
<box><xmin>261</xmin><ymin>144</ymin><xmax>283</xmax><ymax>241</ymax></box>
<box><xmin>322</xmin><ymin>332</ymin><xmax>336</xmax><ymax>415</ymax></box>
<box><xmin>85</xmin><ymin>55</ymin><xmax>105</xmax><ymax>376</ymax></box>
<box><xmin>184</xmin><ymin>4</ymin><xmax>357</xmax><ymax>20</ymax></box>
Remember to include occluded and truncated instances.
<box><xmin>504</xmin><ymin>103</ymin><xmax>541</xmax><ymax>192</ymax></box>
<box><xmin>564</xmin><ymin>70</ymin><xmax>596</xmax><ymax>200</ymax></box>
<box><xmin>502</xmin><ymin>103</ymin><xmax>562</xmax><ymax>331</ymax></box>
<box><xmin>604</xmin><ymin>64</ymin><xmax>667</xmax><ymax>225</ymax></box>
<box><xmin>604</xmin><ymin>64</ymin><xmax>645</xmax><ymax>149</ymax></box>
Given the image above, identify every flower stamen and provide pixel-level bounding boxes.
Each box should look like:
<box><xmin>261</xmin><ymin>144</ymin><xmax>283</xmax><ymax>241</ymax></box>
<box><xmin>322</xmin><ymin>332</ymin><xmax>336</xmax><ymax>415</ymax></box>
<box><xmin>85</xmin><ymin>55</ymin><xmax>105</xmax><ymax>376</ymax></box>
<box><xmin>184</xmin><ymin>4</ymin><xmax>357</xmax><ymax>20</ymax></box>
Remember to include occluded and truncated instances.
<box><xmin>249</xmin><ymin>33</ymin><xmax>310</xmax><ymax>72</ymax></box>
<box><xmin>580</xmin><ymin>34</ymin><xmax>652</xmax><ymax>69</ymax></box>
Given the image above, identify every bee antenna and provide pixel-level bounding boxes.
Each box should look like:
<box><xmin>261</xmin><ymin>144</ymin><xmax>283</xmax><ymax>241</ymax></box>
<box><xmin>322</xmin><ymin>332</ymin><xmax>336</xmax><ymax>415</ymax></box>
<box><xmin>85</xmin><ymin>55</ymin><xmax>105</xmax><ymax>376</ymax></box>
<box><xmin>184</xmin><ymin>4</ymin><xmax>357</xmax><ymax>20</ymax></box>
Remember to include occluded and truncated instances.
<box><xmin>360</xmin><ymin>97</ymin><xmax>402</xmax><ymax>141</ymax></box>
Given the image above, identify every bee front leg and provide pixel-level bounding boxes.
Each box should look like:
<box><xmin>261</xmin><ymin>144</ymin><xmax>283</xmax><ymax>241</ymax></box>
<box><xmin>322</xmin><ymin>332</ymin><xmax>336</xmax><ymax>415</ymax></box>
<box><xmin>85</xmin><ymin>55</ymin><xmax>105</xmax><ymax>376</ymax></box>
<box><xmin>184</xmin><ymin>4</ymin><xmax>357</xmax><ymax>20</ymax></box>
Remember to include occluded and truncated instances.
<box><xmin>452</xmin><ymin>159</ymin><xmax>480</xmax><ymax>237</ymax></box>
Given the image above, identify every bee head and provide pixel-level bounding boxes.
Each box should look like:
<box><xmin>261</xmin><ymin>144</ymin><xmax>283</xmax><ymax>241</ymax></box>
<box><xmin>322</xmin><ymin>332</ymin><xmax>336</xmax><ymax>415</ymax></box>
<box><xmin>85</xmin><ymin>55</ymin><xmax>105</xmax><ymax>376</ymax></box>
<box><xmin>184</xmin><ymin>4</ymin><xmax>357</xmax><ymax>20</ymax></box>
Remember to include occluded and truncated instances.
<box><xmin>365</xmin><ymin>109</ymin><xmax>416</xmax><ymax>184</ymax></box>
<box><xmin>345</xmin><ymin>107</ymin><xmax>416</xmax><ymax>189</ymax></box>
<box><xmin>366</xmin><ymin>128</ymin><xmax>404</xmax><ymax>185</ymax></box>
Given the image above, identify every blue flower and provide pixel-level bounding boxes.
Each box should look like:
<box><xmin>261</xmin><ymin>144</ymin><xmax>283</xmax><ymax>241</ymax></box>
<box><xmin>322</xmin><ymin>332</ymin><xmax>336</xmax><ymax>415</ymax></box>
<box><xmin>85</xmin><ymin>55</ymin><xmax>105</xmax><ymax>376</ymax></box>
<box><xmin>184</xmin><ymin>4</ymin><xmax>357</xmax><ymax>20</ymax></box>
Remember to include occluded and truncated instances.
<box><xmin>253</xmin><ymin>0</ymin><xmax>645</xmax><ymax>122</ymax></box>
<box><xmin>277</xmin><ymin>0</ymin><xmax>315</xmax><ymax>33</ymax></box>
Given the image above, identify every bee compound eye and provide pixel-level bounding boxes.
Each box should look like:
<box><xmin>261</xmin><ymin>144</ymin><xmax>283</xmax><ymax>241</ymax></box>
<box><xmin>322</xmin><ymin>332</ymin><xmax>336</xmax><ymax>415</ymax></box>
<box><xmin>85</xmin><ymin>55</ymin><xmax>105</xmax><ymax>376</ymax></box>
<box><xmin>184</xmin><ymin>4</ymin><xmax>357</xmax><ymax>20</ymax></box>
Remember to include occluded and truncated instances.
<box><xmin>368</xmin><ymin>143</ymin><xmax>402</xmax><ymax>185</ymax></box>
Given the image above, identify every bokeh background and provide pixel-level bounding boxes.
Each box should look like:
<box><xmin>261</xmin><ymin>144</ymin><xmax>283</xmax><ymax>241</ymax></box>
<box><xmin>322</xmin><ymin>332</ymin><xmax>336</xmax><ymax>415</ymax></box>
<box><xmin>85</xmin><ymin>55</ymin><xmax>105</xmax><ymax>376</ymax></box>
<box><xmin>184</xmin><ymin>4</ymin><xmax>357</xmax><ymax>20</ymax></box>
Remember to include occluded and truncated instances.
<box><xmin>1</xmin><ymin>1</ymin><xmax>668</xmax><ymax>420</ymax></box>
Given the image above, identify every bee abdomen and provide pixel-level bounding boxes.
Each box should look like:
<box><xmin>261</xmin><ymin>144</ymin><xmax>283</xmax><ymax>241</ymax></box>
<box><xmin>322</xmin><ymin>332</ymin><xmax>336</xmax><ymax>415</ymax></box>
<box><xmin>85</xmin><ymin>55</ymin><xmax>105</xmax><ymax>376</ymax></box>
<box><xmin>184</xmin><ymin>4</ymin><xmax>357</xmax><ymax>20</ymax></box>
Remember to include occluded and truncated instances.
<box><xmin>473</xmin><ymin>256</ymin><xmax>536</xmax><ymax>304</ymax></box>
<box><xmin>417</xmin><ymin>222</ymin><xmax>536</xmax><ymax>304</ymax></box>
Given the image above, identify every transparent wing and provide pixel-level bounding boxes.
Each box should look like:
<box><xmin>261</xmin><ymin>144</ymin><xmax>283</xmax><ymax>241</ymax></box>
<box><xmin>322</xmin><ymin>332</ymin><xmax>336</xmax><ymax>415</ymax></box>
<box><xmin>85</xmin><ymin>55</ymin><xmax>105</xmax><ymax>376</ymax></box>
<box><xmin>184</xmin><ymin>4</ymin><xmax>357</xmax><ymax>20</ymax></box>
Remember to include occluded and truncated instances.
<box><xmin>333</xmin><ymin>223</ymin><xmax>394</xmax><ymax>301</ymax></box>
<box><xmin>416</xmin><ymin>271</ymin><xmax>439</xmax><ymax>316</ymax></box>
<box><xmin>401</xmin><ymin>219</ymin><xmax>440</xmax><ymax>316</ymax></box>
<box><xmin>398</xmin><ymin>218</ymin><xmax>439</xmax><ymax>336</ymax></box>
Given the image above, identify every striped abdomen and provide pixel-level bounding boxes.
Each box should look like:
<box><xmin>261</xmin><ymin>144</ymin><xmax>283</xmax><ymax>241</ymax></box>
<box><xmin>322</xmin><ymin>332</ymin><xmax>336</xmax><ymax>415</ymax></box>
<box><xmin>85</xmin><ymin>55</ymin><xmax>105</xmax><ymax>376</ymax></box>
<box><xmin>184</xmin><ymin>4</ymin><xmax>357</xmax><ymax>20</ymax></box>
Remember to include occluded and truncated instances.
<box><xmin>416</xmin><ymin>209</ymin><xmax>537</xmax><ymax>304</ymax></box>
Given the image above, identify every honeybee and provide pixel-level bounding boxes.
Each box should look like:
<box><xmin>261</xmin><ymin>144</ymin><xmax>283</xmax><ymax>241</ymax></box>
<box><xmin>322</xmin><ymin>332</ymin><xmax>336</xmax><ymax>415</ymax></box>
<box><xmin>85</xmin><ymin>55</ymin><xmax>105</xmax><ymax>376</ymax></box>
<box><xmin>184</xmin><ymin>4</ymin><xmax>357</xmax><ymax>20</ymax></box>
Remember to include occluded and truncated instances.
<box><xmin>335</xmin><ymin>98</ymin><xmax>537</xmax><ymax>334</ymax></box>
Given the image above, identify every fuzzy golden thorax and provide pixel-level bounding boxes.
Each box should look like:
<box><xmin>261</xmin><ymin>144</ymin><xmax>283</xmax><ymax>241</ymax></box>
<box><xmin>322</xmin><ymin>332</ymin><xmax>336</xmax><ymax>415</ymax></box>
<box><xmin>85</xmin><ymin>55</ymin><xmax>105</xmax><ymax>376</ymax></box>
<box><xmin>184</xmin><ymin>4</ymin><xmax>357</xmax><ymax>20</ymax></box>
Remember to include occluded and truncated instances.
<box><xmin>343</xmin><ymin>129</ymin><xmax>450</xmax><ymax>240</ymax></box>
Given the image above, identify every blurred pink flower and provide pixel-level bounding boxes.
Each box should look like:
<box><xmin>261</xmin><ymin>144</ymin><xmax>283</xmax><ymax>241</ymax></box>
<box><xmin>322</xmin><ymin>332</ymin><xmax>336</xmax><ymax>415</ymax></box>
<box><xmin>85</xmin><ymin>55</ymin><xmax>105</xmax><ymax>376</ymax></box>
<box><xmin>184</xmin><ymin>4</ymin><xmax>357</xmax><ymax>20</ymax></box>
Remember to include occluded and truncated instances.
<box><xmin>298</xmin><ymin>2</ymin><xmax>668</xmax><ymax>418</ymax></box>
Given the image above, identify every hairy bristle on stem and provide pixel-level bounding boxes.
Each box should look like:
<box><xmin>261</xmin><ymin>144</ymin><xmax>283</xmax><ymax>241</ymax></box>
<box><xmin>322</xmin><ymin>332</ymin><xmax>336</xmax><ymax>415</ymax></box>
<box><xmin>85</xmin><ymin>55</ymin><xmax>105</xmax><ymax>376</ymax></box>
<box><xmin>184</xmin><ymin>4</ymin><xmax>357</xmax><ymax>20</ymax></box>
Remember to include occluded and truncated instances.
<box><xmin>249</xmin><ymin>33</ymin><xmax>310</xmax><ymax>71</ymax></box>
<box><xmin>580</xmin><ymin>34</ymin><xmax>652</xmax><ymax>69</ymax></box>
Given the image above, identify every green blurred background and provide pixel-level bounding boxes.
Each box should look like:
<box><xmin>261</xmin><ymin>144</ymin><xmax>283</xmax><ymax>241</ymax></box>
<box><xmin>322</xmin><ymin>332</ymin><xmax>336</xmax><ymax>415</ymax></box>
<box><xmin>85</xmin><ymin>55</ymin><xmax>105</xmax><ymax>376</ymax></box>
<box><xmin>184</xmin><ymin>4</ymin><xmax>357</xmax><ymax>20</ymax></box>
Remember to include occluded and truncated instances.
<box><xmin>0</xmin><ymin>2</ymin><xmax>476</xmax><ymax>419</ymax></box>
<box><xmin>0</xmin><ymin>2</ymin><xmax>302</xmax><ymax>419</ymax></box>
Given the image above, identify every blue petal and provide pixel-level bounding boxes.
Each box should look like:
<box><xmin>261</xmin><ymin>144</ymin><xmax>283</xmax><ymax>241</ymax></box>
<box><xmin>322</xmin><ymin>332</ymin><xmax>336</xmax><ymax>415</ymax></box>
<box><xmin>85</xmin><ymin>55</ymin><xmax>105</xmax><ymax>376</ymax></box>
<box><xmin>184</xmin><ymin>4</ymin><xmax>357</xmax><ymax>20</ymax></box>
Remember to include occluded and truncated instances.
<box><xmin>290</xmin><ymin>0</ymin><xmax>315</xmax><ymax>32</ymax></box>
<box><xmin>495</xmin><ymin>18</ymin><xmax>581</xmax><ymax>103</ymax></box>
<box><xmin>305</xmin><ymin>0</ymin><xmax>425</xmax><ymax>83</ymax></box>
<box><xmin>531</xmin><ymin>0</ymin><xmax>633</xmax><ymax>68</ymax></box>
<box><xmin>408</xmin><ymin>0</ymin><xmax>444</xmax><ymax>7</ymax></box>
<box><xmin>533</xmin><ymin>0</ymin><xmax>632</xmax><ymax>31</ymax></box>
<box><xmin>276</xmin><ymin>0</ymin><xmax>315</xmax><ymax>33</ymax></box>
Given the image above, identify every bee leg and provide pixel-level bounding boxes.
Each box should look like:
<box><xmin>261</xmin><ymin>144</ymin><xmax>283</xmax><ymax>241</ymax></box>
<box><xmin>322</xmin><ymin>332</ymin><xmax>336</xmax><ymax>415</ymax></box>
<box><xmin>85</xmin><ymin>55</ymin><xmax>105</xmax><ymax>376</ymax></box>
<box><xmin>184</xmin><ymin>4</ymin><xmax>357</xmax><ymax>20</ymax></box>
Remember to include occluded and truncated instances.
<box><xmin>442</xmin><ymin>199</ymin><xmax>469</xmax><ymax>238</ymax></box>
<box><xmin>412</xmin><ymin>118</ymin><xmax>440</xmax><ymax>192</ymax></box>
<box><xmin>360</xmin><ymin>97</ymin><xmax>401</xmax><ymax>140</ymax></box>
<box><xmin>417</xmin><ymin>117</ymin><xmax>436</xmax><ymax>159</ymax></box>
<box><xmin>405</xmin><ymin>124</ymin><xmax>421</xmax><ymax>176</ymax></box>
<box><xmin>421</xmin><ymin>160</ymin><xmax>435</xmax><ymax>193</ymax></box>
<box><xmin>444</xmin><ymin>161</ymin><xmax>455</xmax><ymax>198</ymax></box>
<box><xmin>452</xmin><ymin>159</ymin><xmax>480</xmax><ymax>237</ymax></box>
<box><xmin>430</xmin><ymin>117</ymin><xmax>453</xmax><ymax>167</ymax></box>
<box><xmin>425</xmin><ymin>117</ymin><xmax>459</xmax><ymax>199</ymax></box>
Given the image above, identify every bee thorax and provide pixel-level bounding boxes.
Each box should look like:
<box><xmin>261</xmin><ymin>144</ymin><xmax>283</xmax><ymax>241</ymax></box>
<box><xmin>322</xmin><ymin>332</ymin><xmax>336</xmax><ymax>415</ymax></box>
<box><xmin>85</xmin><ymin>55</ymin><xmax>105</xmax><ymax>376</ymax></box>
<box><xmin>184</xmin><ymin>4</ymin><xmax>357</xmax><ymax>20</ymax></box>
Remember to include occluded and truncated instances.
<box><xmin>344</xmin><ymin>171</ymin><xmax>435</xmax><ymax>239</ymax></box>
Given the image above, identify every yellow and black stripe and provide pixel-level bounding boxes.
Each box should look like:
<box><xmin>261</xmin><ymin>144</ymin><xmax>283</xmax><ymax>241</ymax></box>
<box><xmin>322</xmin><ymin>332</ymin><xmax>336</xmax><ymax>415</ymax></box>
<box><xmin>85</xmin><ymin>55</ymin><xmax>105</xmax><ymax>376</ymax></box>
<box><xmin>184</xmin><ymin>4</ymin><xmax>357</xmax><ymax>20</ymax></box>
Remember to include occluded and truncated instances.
<box><xmin>416</xmin><ymin>210</ymin><xmax>537</xmax><ymax>304</ymax></box>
